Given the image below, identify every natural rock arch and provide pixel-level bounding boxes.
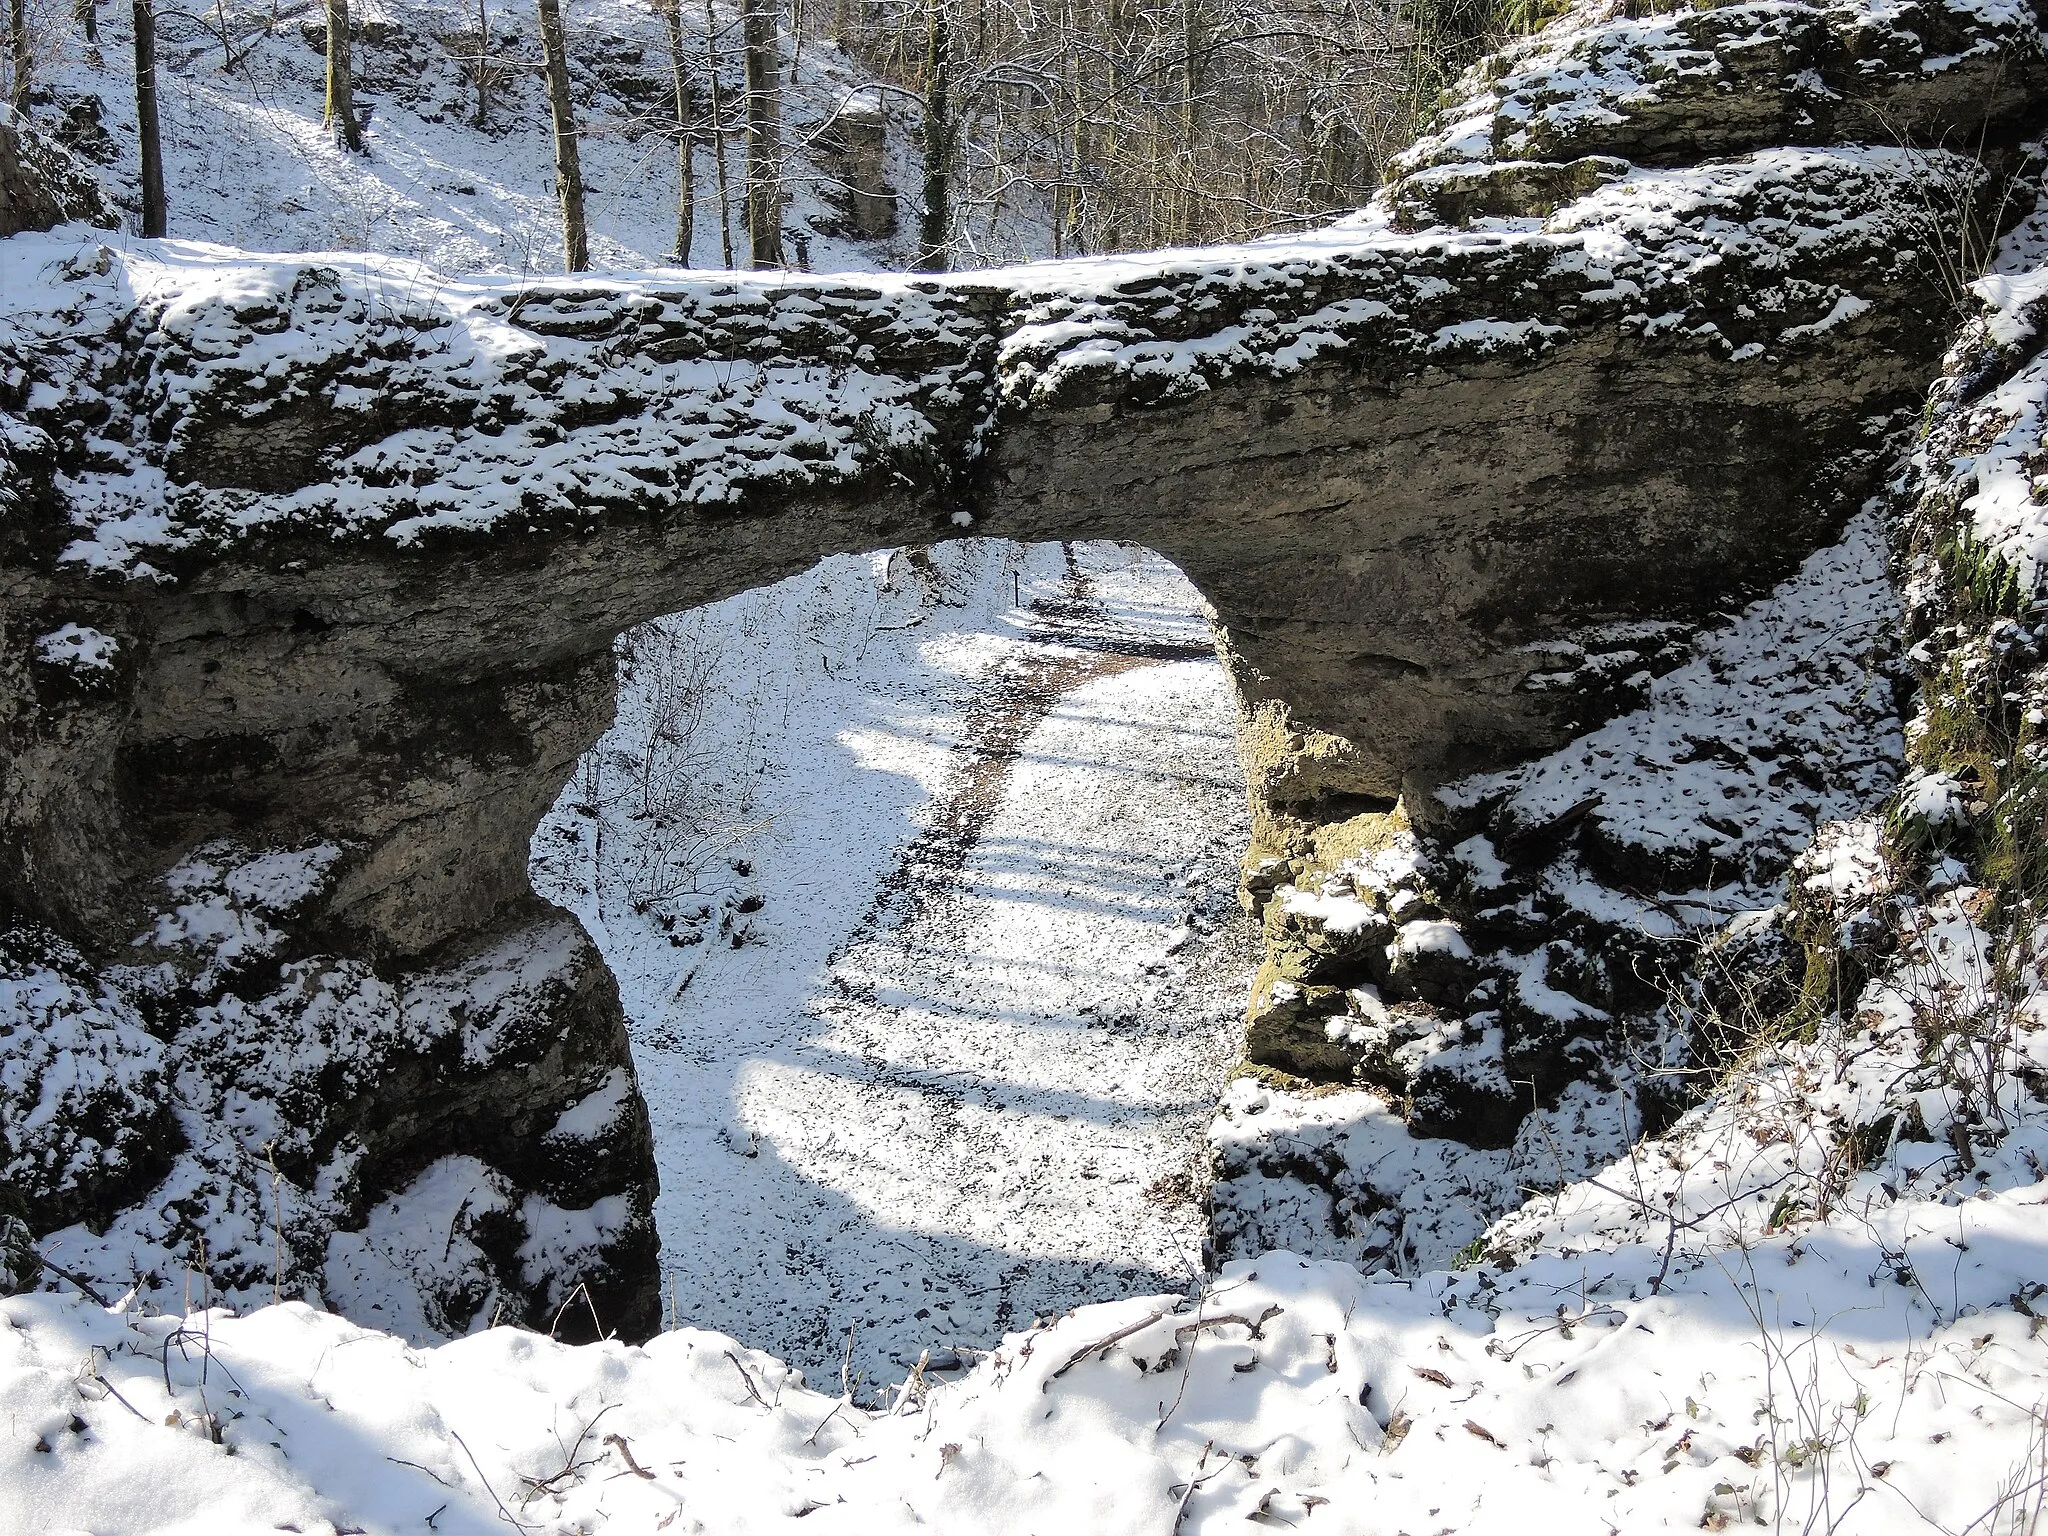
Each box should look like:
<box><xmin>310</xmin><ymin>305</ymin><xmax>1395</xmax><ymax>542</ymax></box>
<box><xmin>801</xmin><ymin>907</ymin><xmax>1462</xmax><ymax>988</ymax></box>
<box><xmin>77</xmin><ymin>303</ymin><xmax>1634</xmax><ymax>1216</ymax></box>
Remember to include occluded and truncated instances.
<box><xmin>0</xmin><ymin>151</ymin><xmax>1981</xmax><ymax>965</ymax></box>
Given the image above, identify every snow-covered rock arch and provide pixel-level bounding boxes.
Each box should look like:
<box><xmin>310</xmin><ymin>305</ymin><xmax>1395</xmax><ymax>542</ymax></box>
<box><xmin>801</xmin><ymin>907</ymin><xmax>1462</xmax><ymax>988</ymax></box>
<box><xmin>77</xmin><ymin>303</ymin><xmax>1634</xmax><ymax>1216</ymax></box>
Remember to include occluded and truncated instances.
<box><xmin>4</xmin><ymin>0</ymin><xmax>2045</xmax><ymax>1336</ymax></box>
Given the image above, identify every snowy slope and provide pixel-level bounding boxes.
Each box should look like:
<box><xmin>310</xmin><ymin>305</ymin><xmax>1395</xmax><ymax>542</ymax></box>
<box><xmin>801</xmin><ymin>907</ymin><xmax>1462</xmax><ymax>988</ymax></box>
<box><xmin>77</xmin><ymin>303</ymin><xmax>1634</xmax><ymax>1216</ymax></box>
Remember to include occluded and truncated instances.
<box><xmin>26</xmin><ymin>0</ymin><xmax>932</xmax><ymax>272</ymax></box>
<box><xmin>6</xmin><ymin>1021</ymin><xmax>2043</xmax><ymax>1534</ymax></box>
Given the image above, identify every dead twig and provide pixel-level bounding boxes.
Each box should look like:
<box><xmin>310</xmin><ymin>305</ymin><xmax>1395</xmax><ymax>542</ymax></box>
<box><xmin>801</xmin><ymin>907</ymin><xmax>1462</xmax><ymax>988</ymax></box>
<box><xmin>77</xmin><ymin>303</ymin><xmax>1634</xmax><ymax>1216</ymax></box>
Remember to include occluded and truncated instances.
<box><xmin>78</xmin><ymin>1348</ymin><xmax>148</xmax><ymax>1423</ymax></box>
<box><xmin>388</xmin><ymin>1455</ymin><xmax>457</xmax><ymax>1487</ymax></box>
<box><xmin>546</xmin><ymin>1281</ymin><xmax>608</xmax><ymax>1341</ymax></box>
<box><xmin>1169</xmin><ymin>1440</ymin><xmax>1225</xmax><ymax>1533</ymax></box>
<box><xmin>520</xmin><ymin>1402</ymin><xmax>616</xmax><ymax>1502</ymax></box>
<box><xmin>804</xmin><ymin>1395</ymin><xmax>851</xmax><ymax>1446</ymax></box>
<box><xmin>603</xmin><ymin>1431</ymin><xmax>656</xmax><ymax>1480</ymax></box>
<box><xmin>449</xmin><ymin>1428</ymin><xmax>536</xmax><ymax>1530</ymax></box>
<box><xmin>1043</xmin><ymin>1306</ymin><xmax>1172</xmax><ymax>1389</ymax></box>
<box><xmin>725</xmin><ymin>1349</ymin><xmax>771</xmax><ymax>1408</ymax></box>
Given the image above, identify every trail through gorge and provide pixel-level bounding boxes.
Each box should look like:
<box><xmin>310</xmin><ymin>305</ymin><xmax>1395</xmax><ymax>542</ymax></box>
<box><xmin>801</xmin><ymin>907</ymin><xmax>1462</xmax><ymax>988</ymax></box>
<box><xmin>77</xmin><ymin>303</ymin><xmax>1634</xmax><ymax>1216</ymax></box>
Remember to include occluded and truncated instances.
<box><xmin>544</xmin><ymin>544</ymin><xmax>1257</xmax><ymax>1396</ymax></box>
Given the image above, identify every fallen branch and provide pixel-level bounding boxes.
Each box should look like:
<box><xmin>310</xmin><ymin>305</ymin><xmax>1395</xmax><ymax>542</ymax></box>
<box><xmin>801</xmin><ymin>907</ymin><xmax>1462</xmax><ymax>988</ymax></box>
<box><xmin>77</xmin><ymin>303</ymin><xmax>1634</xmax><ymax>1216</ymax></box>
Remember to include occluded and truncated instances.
<box><xmin>1175</xmin><ymin>1305</ymin><xmax>1284</xmax><ymax>1345</ymax></box>
<box><xmin>1042</xmin><ymin>1302</ymin><xmax>1287</xmax><ymax>1395</ymax></box>
<box><xmin>28</xmin><ymin>1250</ymin><xmax>110</xmax><ymax>1307</ymax></box>
<box><xmin>1043</xmin><ymin>1307</ymin><xmax>1172</xmax><ymax>1390</ymax></box>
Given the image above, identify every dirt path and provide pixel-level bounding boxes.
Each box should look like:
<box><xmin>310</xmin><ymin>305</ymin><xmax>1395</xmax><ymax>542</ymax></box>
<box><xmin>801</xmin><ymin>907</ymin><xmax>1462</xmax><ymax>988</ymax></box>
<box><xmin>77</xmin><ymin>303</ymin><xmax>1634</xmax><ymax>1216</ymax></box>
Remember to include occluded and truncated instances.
<box><xmin>847</xmin><ymin>544</ymin><xmax>1215</xmax><ymax>956</ymax></box>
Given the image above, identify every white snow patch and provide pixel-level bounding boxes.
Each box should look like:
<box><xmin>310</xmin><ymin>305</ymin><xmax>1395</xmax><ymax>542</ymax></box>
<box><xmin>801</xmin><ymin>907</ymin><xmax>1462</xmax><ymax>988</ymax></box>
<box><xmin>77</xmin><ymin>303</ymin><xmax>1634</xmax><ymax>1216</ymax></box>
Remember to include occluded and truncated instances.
<box><xmin>32</xmin><ymin>622</ymin><xmax>118</xmax><ymax>673</ymax></box>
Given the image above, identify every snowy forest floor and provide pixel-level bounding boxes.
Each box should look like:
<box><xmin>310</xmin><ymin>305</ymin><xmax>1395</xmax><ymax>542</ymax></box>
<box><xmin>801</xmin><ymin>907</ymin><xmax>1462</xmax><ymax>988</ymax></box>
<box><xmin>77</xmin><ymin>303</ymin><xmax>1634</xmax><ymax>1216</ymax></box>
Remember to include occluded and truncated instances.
<box><xmin>23</xmin><ymin>0</ymin><xmax>959</xmax><ymax>273</ymax></box>
<box><xmin>532</xmin><ymin>541</ymin><xmax>1257</xmax><ymax>1393</ymax></box>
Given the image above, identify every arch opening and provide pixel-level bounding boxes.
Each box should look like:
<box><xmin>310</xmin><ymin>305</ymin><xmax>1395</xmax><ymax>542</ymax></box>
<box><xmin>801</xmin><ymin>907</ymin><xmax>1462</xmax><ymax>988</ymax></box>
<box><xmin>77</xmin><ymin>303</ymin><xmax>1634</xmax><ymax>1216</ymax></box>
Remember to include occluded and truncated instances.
<box><xmin>528</xmin><ymin>538</ymin><xmax>1259</xmax><ymax>1391</ymax></box>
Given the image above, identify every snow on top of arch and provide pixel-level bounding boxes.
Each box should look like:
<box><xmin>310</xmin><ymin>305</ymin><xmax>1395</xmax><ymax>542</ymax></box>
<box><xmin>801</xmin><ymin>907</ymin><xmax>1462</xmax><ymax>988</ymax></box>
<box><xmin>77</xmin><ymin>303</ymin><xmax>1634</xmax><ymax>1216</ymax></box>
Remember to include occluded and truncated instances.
<box><xmin>1</xmin><ymin>137</ymin><xmax>1966</xmax><ymax>580</ymax></box>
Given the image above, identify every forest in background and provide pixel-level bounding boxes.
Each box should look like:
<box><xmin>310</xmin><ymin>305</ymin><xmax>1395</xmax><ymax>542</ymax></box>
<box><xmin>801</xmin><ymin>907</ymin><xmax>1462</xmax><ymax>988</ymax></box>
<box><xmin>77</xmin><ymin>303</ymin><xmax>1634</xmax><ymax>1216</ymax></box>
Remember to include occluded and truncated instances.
<box><xmin>0</xmin><ymin>0</ymin><xmax>1548</xmax><ymax>271</ymax></box>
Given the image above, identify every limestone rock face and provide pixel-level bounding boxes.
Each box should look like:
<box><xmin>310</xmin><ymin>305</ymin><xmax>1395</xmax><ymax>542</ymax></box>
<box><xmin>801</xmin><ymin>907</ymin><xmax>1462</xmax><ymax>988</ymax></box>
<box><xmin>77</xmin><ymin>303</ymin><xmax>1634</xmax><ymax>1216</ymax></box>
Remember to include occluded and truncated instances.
<box><xmin>0</xmin><ymin>118</ymin><xmax>114</xmax><ymax>237</ymax></box>
<box><xmin>1</xmin><ymin>146</ymin><xmax>2008</xmax><ymax>951</ymax></box>
<box><xmin>815</xmin><ymin>99</ymin><xmax>898</xmax><ymax>241</ymax></box>
<box><xmin>2</xmin><ymin>0</ymin><xmax>2043</xmax><ymax>1322</ymax></box>
<box><xmin>1391</xmin><ymin>0</ymin><xmax>2047</xmax><ymax>175</ymax></box>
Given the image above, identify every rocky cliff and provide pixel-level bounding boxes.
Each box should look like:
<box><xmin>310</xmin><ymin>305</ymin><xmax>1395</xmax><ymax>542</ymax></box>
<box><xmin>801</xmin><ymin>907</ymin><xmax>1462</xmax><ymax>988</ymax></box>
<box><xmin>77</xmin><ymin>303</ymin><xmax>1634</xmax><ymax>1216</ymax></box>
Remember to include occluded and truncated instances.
<box><xmin>3</xmin><ymin>0</ymin><xmax>2044</xmax><ymax>1331</ymax></box>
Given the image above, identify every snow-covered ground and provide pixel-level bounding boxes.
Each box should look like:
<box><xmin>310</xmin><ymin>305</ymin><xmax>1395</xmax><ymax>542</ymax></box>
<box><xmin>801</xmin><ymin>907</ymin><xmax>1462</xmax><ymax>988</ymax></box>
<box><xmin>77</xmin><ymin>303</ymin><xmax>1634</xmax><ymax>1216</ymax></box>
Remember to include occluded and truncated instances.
<box><xmin>533</xmin><ymin>540</ymin><xmax>1256</xmax><ymax>1393</ymax></box>
<box><xmin>8</xmin><ymin>962</ymin><xmax>2044</xmax><ymax>1534</ymax></box>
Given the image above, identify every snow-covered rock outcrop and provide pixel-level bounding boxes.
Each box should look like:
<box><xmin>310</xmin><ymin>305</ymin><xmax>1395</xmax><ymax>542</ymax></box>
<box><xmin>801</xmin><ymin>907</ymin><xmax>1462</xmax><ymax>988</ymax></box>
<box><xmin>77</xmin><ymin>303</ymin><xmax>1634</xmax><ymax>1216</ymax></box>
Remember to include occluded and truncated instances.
<box><xmin>3</xmin><ymin>0</ymin><xmax>2045</xmax><ymax>1333</ymax></box>
<box><xmin>1211</xmin><ymin>92</ymin><xmax>2048</xmax><ymax>1280</ymax></box>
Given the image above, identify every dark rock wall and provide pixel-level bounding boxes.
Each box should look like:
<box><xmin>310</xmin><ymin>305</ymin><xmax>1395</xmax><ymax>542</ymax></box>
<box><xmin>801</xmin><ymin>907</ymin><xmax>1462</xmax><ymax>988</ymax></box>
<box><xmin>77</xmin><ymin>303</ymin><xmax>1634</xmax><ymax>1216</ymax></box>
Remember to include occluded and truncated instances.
<box><xmin>0</xmin><ymin>118</ymin><xmax>114</xmax><ymax>237</ymax></box>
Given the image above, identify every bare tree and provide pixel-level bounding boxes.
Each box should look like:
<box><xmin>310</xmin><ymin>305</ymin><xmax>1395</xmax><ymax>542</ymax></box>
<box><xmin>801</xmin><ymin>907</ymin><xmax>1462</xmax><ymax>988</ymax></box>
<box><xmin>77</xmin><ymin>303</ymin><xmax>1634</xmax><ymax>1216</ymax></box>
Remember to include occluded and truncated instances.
<box><xmin>8</xmin><ymin>0</ymin><xmax>29</xmax><ymax>115</ymax></box>
<box><xmin>324</xmin><ymin>0</ymin><xmax>364</xmax><ymax>151</ymax></box>
<box><xmin>914</xmin><ymin>0</ymin><xmax>951</xmax><ymax>270</ymax></box>
<box><xmin>536</xmin><ymin>0</ymin><xmax>590</xmax><ymax>270</ymax></box>
<box><xmin>740</xmin><ymin>0</ymin><xmax>782</xmax><ymax>267</ymax></box>
<box><xmin>658</xmin><ymin>0</ymin><xmax>698</xmax><ymax>262</ymax></box>
<box><xmin>704</xmin><ymin>0</ymin><xmax>734</xmax><ymax>264</ymax></box>
<box><xmin>468</xmin><ymin>0</ymin><xmax>498</xmax><ymax>127</ymax></box>
<box><xmin>132</xmin><ymin>0</ymin><xmax>164</xmax><ymax>235</ymax></box>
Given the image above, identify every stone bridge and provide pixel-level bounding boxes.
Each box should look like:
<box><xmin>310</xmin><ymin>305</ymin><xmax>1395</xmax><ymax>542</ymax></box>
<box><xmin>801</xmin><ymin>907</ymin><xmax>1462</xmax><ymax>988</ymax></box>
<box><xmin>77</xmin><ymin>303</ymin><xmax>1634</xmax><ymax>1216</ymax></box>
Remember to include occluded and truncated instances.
<box><xmin>2</xmin><ymin>0</ymin><xmax>2044</xmax><ymax>1335</ymax></box>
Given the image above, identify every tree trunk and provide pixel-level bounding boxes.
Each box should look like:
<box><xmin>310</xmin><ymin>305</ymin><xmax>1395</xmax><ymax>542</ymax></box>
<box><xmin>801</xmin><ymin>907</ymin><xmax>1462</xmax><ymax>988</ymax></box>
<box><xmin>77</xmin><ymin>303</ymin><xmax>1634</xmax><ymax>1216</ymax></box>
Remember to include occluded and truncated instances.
<box><xmin>131</xmin><ymin>0</ymin><xmax>164</xmax><ymax>236</ymax></box>
<box><xmin>76</xmin><ymin>0</ymin><xmax>98</xmax><ymax>49</ymax></box>
<box><xmin>9</xmin><ymin>0</ymin><xmax>30</xmax><ymax>115</ymax></box>
<box><xmin>323</xmin><ymin>0</ymin><xmax>364</xmax><ymax>151</ymax></box>
<box><xmin>705</xmin><ymin>0</ymin><xmax>732</xmax><ymax>266</ymax></box>
<box><xmin>914</xmin><ymin>0</ymin><xmax>950</xmax><ymax>272</ymax></box>
<box><xmin>740</xmin><ymin>0</ymin><xmax>782</xmax><ymax>269</ymax></box>
<box><xmin>660</xmin><ymin>0</ymin><xmax>695</xmax><ymax>264</ymax></box>
<box><xmin>1180</xmin><ymin>0</ymin><xmax>1203</xmax><ymax>243</ymax></box>
<box><xmin>536</xmin><ymin>0</ymin><xmax>589</xmax><ymax>271</ymax></box>
<box><xmin>471</xmin><ymin>0</ymin><xmax>492</xmax><ymax>127</ymax></box>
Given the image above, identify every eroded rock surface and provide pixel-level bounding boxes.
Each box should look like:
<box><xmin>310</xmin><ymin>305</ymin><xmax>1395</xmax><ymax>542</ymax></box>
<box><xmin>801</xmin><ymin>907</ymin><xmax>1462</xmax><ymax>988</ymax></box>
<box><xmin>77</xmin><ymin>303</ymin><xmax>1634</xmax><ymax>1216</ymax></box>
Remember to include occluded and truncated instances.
<box><xmin>2</xmin><ymin>0</ymin><xmax>2044</xmax><ymax>1329</ymax></box>
<box><xmin>0</xmin><ymin>119</ymin><xmax>112</xmax><ymax>239</ymax></box>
